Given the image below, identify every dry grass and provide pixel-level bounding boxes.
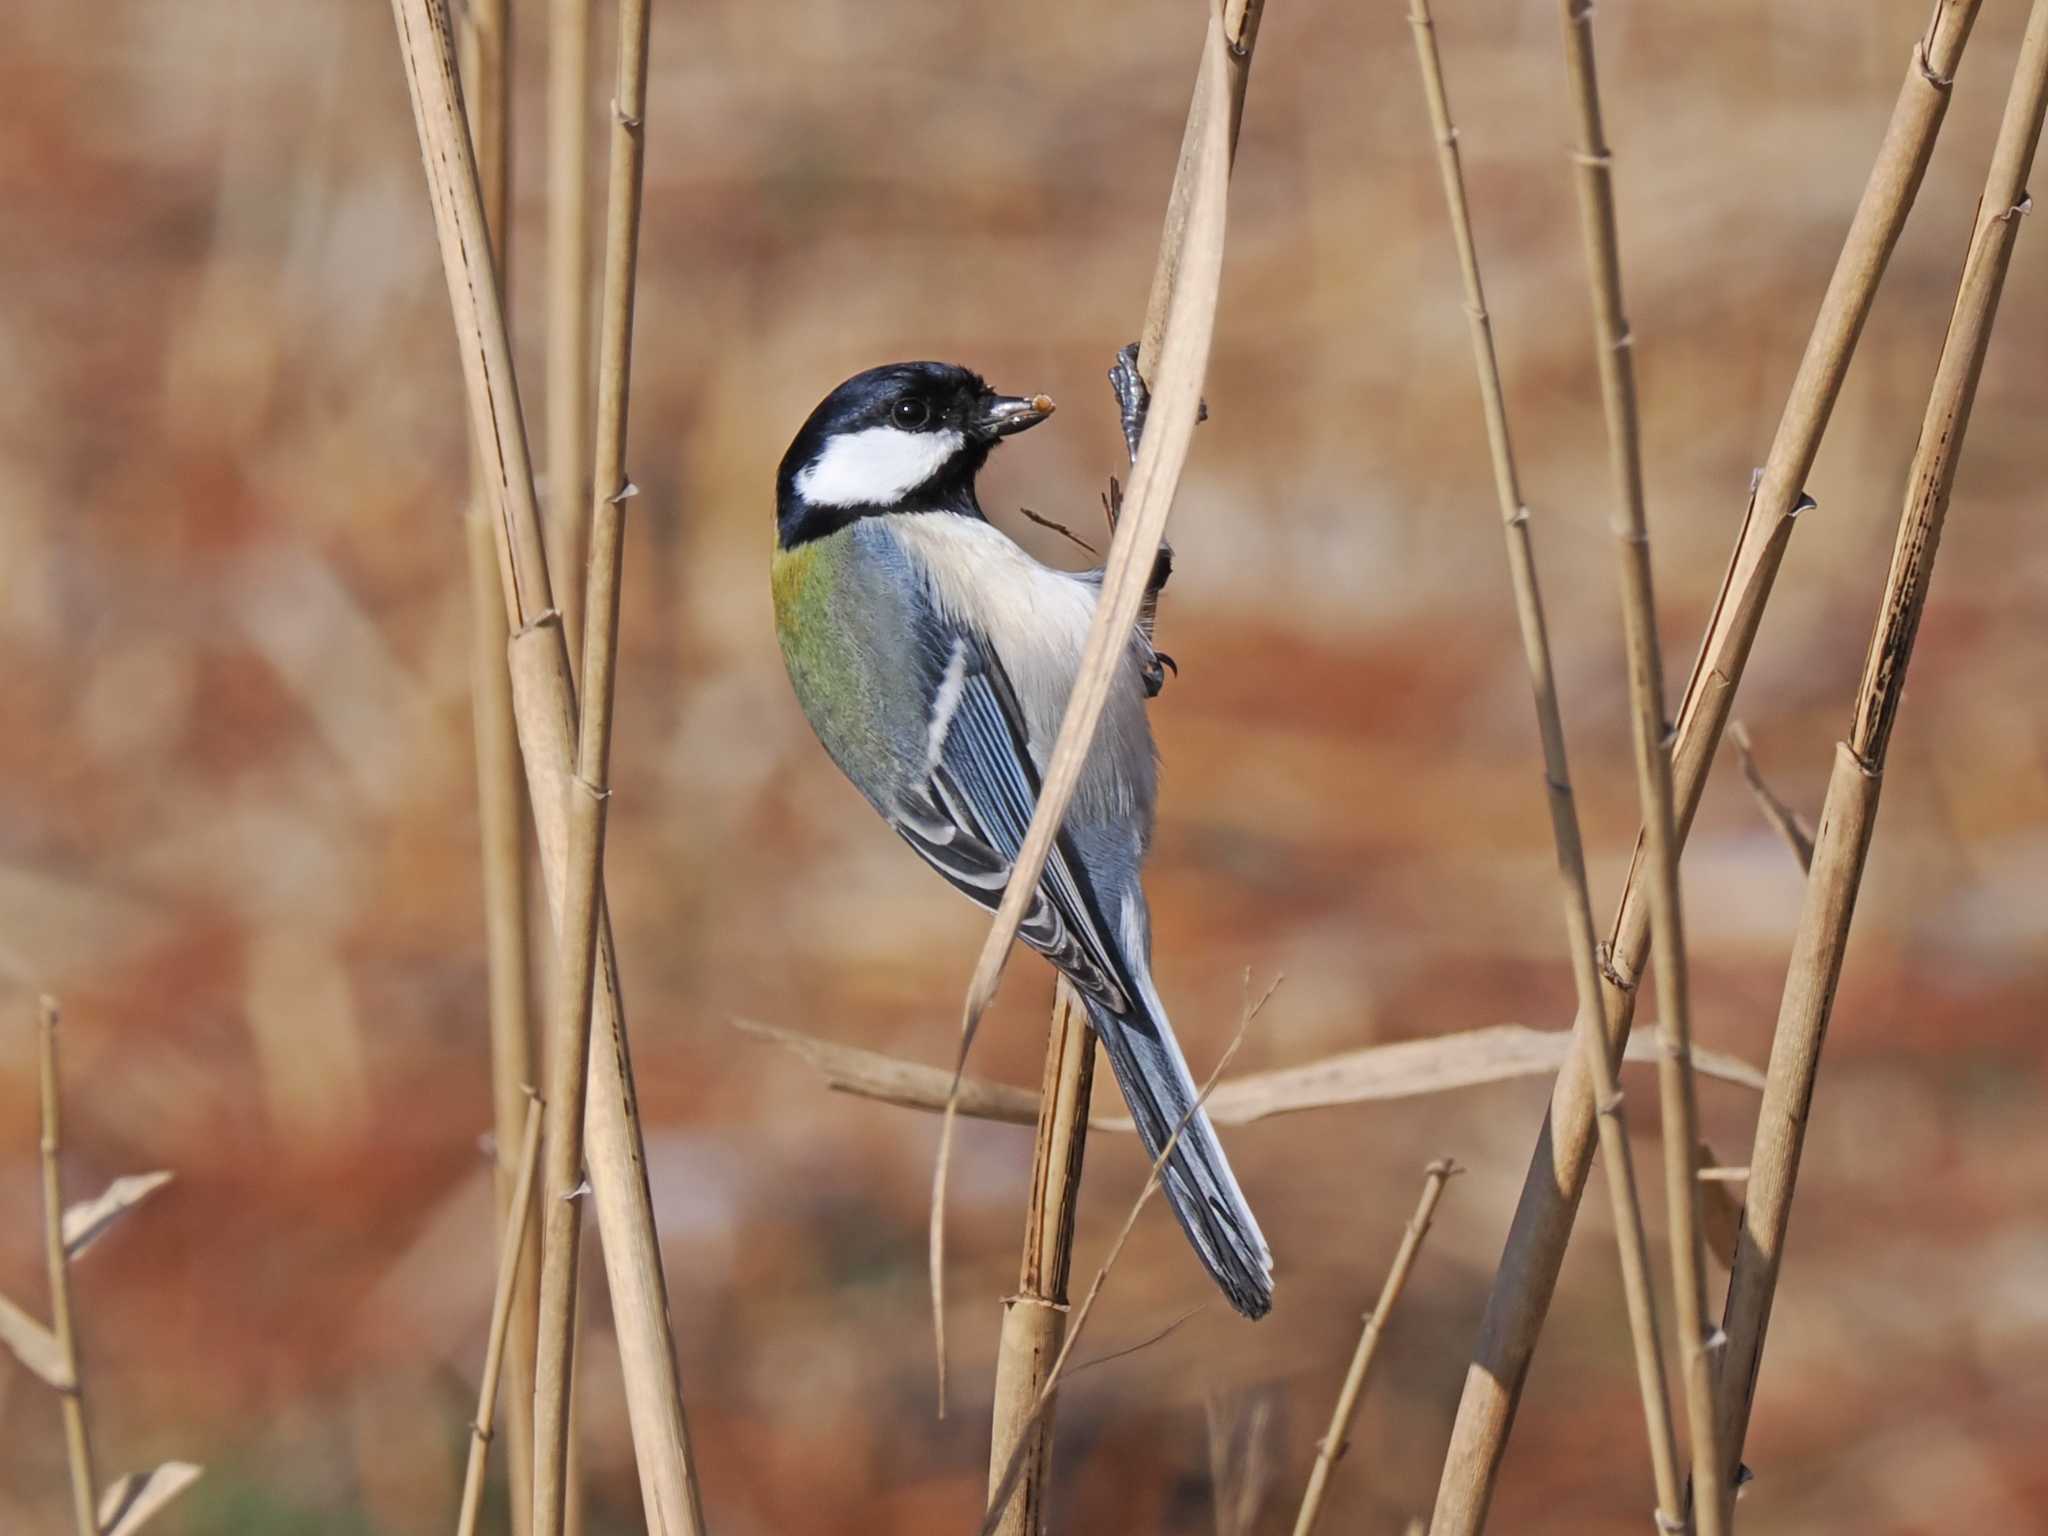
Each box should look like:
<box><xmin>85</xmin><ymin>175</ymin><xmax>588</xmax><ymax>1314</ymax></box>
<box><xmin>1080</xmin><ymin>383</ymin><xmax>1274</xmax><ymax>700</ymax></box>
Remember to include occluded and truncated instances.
<box><xmin>1427</xmin><ymin>5</ymin><xmax>1999</xmax><ymax>1527</ymax></box>
<box><xmin>385</xmin><ymin>0</ymin><xmax>703</xmax><ymax>1529</ymax></box>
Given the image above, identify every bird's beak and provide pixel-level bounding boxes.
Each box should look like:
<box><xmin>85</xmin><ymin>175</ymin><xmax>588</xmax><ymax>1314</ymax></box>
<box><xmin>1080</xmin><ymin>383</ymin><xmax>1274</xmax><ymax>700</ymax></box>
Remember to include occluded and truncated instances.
<box><xmin>973</xmin><ymin>391</ymin><xmax>1056</xmax><ymax>438</ymax></box>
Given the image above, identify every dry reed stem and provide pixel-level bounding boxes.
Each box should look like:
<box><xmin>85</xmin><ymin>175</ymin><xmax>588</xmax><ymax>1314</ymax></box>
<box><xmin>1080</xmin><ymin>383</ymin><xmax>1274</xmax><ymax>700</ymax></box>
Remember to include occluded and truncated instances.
<box><xmin>455</xmin><ymin>6</ymin><xmax>538</xmax><ymax>1498</ymax></box>
<box><xmin>458</xmin><ymin>1092</ymin><xmax>544</xmax><ymax>1536</ymax></box>
<box><xmin>534</xmin><ymin>0</ymin><xmax>666</xmax><ymax>1528</ymax></box>
<box><xmin>1291</xmin><ymin>1159</ymin><xmax>1458</xmax><ymax>1536</ymax></box>
<box><xmin>385</xmin><ymin>5</ymin><xmax>702</xmax><ymax>1530</ymax></box>
<box><xmin>463</xmin><ymin>511</ymin><xmax>542</xmax><ymax>1536</ymax></box>
<box><xmin>547</xmin><ymin>0</ymin><xmax>593</xmax><ymax>671</ymax></box>
<box><xmin>39</xmin><ymin>999</ymin><xmax>97</xmax><ymax>1536</ymax></box>
<box><xmin>1715</xmin><ymin>4</ymin><xmax>2048</xmax><ymax>1498</ymax></box>
<box><xmin>979</xmin><ymin>980</ymin><xmax>1276</xmax><ymax>1536</ymax></box>
<box><xmin>1429</xmin><ymin>5</ymin><xmax>1985</xmax><ymax>1527</ymax></box>
<box><xmin>932</xmin><ymin>1</ymin><xmax>1234</xmax><ymax>1405</ymax></box>
<box><xmin>985</xmin><ymin>978</ymin><xmax>1096</xmax><ymax>1536</ymax></box>
<box><xmin>737</xmin><ymin>1018</ymin><xmax>1765</xmax><ymax>1127</ymax></box>
<box><xmin>1405</xmin><ymin>0</ymin><xmax>1685</xmax><ymax>1521</ymax></box>
<box><xmin>1555</xmin><ymin>2</ymin><xmax>1726</xmax><ymax>1528</ymax></box>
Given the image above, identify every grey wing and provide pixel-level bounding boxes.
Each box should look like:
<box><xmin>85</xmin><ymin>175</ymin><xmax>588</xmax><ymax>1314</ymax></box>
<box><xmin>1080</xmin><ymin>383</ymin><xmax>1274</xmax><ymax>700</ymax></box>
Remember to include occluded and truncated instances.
<box><xmin>889</xmin><ymin>631</ymin><xmax>1136</xmax><ymax>1015</ymax></box>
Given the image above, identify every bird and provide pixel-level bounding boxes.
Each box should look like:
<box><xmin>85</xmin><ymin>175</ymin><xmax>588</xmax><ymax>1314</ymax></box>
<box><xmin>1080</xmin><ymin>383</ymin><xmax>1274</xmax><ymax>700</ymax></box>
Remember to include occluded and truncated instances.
<box><xmin>769</xmin><ymin>358</ymin><xmax>1273</xmax><ymax>1318</ymax></box>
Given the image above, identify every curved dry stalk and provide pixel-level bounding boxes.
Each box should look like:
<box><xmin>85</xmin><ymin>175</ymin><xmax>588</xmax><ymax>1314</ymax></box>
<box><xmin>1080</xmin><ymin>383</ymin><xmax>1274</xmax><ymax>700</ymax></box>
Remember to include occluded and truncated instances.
<box><xmin>1429</xmin><ymin>5</ymin><xmax>1986</xmax><ymax>1528</ymax></box>
<box><xmin>1291</xmin><ymin>1159</ymin><xmax>1458</xmax><ymax>1536</ymax></box>
<box><xmin>39</xmin><ymin>999</ymin><xmax>97</xmax><ymax>1536</ymax></box>
<box><xmin>737</xmin><ymin>1018</ymin><xmax>1764</xmax><ymax>1128</ymax></box>
<box><xmin>1716</xmin><ymin>1</ymin><xmax>2048</xmax><ymax>1498</ymax></box>
<box><xmin>930</xmin><ymin>0</ymin><xmax>1237</xmax><ymax>1408</ymax></box>
<box><xmin>458</xmin><ymin>1093</ymin><xmax>544</xmax><ymax>1536</ymax></box>
<box><xmin>386</xmin><ymin>5</ymin><xmax>702</xmax><ymax>1531</ymax></box>
<box><xmin>1555</xmin><ymin>2</ymin><xmax>1725</xmax><ymax>1528</ymax></box>
<box><xmin>1405</xmin><ymin>0</ymin><xmax>1682</xmax><ymax>1522</ymax></box>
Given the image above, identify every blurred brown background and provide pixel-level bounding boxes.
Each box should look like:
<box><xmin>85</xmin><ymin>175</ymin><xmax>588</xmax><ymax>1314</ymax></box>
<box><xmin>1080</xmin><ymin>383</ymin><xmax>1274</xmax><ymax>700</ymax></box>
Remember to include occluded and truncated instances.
<box><xmin>3</xmin><ymin>0</ymin><xmax>2045</xmax><ymax>1531</ymax></box>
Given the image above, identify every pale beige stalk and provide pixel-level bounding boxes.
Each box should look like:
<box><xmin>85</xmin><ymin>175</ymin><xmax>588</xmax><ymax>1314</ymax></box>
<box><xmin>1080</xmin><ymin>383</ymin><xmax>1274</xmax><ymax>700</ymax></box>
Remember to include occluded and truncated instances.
<box><xmin>979</xmin><ymin>983</ymin><xmax>1274</xmax><ymax>1536</ymax></box>
<box><xmin>985</xmin><ymin>978</ymin><xmax>1096</xmax><ymax>1536</ymax></box>
<box><xmin>738</xmin><ymin>1017</ymin><xmax>1764</xmax><ymax>1127</ymax></box>
<box><xmin>455</xmin><ymin>3</ymin><xmax>539</xmax><ymax>1520</ymax></box>
<box><xmin>1135</xmin><ymin>0</ymin><xmax>1265</xmax><ymax>380</ymax></box>
<box><xmin>547</xmin><ymin>0</ymin><xmax>593</xmax><ymax>669</ymax></box>
<box><xmin>1430</xmin><ymin>5</ymin><xmax>1984</xmax><ymax>1527</ymax></box>
<box><xmin>1555</xmin><ymin>3</ymin><xmax>1725</xmax><ymax>1528</ymax></box>
<box><xmin>385</xmin><ymin>4</ymin><xmax>704</xmax><ymax>1530</ymax></box>
<box><xmin>1716</xmin><ymin>1</ymin><xmax>2048</xmax><ymax>1499</ymax></box>
<box><xmin>458</xmin><ymin>1093</ymin><xmax>544</xmax><ymax>1536</ymax></box>
<box><xmin>532</xmin><ymin>0</ymin><xmax>668</xmax><ymax>1528</ymax></box>
<box><xmin>1291</xmin><ymin>1160</ymin><xmax>1457</xmax><ymax>1536</ymax></box>
<box><xmin>39</xmin><ymin>999</ymin><xmax>97</xmax><ymax>1536</ymax></box>
<box><xmin>1405</xmin><ymin>0</ymin><xmax>1683</xmax><ymax>1522</ymax></box>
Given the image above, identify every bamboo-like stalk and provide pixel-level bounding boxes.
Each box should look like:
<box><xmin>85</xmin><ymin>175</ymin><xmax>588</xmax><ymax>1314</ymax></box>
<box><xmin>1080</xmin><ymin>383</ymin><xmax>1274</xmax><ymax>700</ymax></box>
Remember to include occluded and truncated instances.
<box><xmin>1291</xmin><ymin>1159</ymin><xmax>1457</xmax><ymax>1536</ymax></box>
<box><xmin>38</xmin><ymin>999</ymin><xmax>97</xmax><ymax>1536</ymax></box>
<box><xmin>385</xmin><ymin>4</ymin><xmax>704</xmax><ymax>1532</ymax></box>
<box><xmin>458</xmin><ymin>1093</ymin><xmax>545</xmax><ymax>1536</ymax></box>
<box><xmin>547</xmin><ymin>0</ymin><xmax>593</xmax><ymax>671</ymax></box>
<box><xmin>455</xmin><ymin>3</ymin><xmax>540</xmax><ymax>1525</ymax></box>
<box><xmin>1404</xmin><ymin>1</ymin><xmax>1683</xmax><ymax>1524</ymax></box>
<box><xmin>532</xmin><ymin>0</ymin><xmax>662</xmax><ymax>1529</ymax></box>
<box><xmin>1430</xmin><ymin>5</ymin><xmax>1985</xmax><ymax>1527</ymax></box>
<box><xmin>1715</xmin><ymin>4</ymin><xmax>2048</xmax><ymax>1499</ymax></box>
<box><xmin>986</xmin><ymin>980</ymin><xmax>1095</xmax><ymax>1536</ymax></box>
<box><xmin>979</xmin><ymin>986</ymin><xmax>1273</xmax><ymax>1536</ymax></box>
<box><xmin>1554</xmin><ymin>3</ymin><xmax>1725</xmax><ymax>1530</ymax></box>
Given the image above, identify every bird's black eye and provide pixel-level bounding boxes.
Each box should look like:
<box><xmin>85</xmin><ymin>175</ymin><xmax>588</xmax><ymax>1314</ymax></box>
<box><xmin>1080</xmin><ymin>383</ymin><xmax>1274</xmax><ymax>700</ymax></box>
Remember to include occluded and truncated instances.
<box><xmin>892</xmin><ymin>397</ymin><xmax>931</xmax><ymax>430</ymax></box>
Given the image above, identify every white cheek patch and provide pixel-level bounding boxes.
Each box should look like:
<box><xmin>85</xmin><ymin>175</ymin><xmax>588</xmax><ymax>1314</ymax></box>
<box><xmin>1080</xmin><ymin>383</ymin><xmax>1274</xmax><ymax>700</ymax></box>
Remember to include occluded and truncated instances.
<box><xmin>795</xmin><ymin>425</ymin><xmax>965</xmax><ymax>507</ymax></box>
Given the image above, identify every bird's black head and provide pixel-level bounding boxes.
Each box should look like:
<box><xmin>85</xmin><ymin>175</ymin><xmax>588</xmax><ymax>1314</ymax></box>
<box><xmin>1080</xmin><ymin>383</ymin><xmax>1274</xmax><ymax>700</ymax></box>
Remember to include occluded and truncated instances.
<box><xmin>775</xmin><ymin>361</ymin><xmax>1054</xmax><ymax>549</ymax></box>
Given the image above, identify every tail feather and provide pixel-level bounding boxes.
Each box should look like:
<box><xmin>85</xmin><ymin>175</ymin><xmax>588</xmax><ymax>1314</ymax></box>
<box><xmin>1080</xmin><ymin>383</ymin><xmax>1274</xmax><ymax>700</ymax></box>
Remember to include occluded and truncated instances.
<box><xmin>1079</xmin><ymin>990</ymin><xmax>1274</xmax><ymax>1319</ymax></box>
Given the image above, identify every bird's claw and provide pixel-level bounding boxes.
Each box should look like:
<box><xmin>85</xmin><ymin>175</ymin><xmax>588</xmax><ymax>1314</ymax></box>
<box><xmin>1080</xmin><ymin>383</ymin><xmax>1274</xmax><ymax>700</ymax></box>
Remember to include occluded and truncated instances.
<box><xmin>1107</xmin><ymin>340</ymin><xmax>1209</xmax><ymax>466</ymax></box>
<box><xmin>1141</xmin><ymin>649</ymin><xmax>1179</xmax><ymax>698</ymax></box>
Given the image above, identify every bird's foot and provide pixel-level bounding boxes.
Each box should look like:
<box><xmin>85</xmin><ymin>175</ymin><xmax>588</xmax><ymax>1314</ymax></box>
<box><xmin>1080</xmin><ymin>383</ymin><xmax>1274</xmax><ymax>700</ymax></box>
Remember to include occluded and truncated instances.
<box><xmin>1107</xmin><ymin>340</ymin><xmax>1210</xmax><ymax>466</ymax></box>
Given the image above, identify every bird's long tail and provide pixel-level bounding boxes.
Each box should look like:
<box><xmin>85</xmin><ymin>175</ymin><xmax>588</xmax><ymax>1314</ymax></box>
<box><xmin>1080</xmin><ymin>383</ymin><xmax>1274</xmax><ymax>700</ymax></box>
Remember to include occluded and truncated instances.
<box><xmin>1077</xmin><ymin>967</ymin><xmax>1273</xmax><ymax>1319</ymax></box>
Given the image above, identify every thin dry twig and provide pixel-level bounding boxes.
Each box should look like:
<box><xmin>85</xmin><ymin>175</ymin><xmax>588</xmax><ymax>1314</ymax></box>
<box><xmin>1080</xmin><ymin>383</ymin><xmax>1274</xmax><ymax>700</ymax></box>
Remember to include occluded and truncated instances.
<box><xmin>458</xmin><ymin>1093</ymin><xmax>544</xmax><ymax>1536</ymax></box>
<box><xmin>1406</xmin><ymin>0</ymin><xmax>1684</xmax><ymax>1519</ymax></box>
<box><xmin>1716</xmin><ymin>3</ymin><xmax>2048</xmax><ymax>1497</ymax></box>
<box><xmin>931</xmin><ymin>1</ymin><xmax>1237</xmax><ymax>1404</ymax></box>
<box><xmin>1429</xmin><ymin>5</ymin><xmax>1986</xmax><ymax>1526</ymax></box>
<box><xmin>1292</xmin><ymin>1159</ymin><xmax>1459</xmax><ymax>1536</ymax></box>
<box><xmin>1555</xmin><ymin>1</ymin><xmax>1725</xmax><ymax>1527</ymax></box>
<box><xmin>385</xmin><ymin>4</ymin><xmax>703</xmax><ymax>1529</ymax></box>
<box><xmin>1729</xmin><ymin>723</ymin><xmax>1815</xmax><ymax>873</ymax></box>
<box><xmin>40</xmin><ymin>999</ymin><xmax>97</xmax><ymax>1536</ymax></box>
<box><xmin>735</xmin><ymin>1017</ymin><xmax>1765</xmax><ymax>1129</ymax></box>
<box><xmin>979</xmin><ymin>979</ymin><xmax>1278</xmax><ymax>1536</ymax></box>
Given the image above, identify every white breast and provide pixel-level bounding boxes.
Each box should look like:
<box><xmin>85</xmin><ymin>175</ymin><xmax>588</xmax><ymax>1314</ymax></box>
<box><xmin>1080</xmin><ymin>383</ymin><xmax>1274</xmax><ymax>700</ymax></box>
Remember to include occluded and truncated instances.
<box><xmin>795</xmin><ymin>425</ymin><xmax>966</xmax><ymax>508</ymax></box>
<box><xmin>882</xmin><ymin>512</ymin><xmax>1098</xmax><ymax>759</ymax></box>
